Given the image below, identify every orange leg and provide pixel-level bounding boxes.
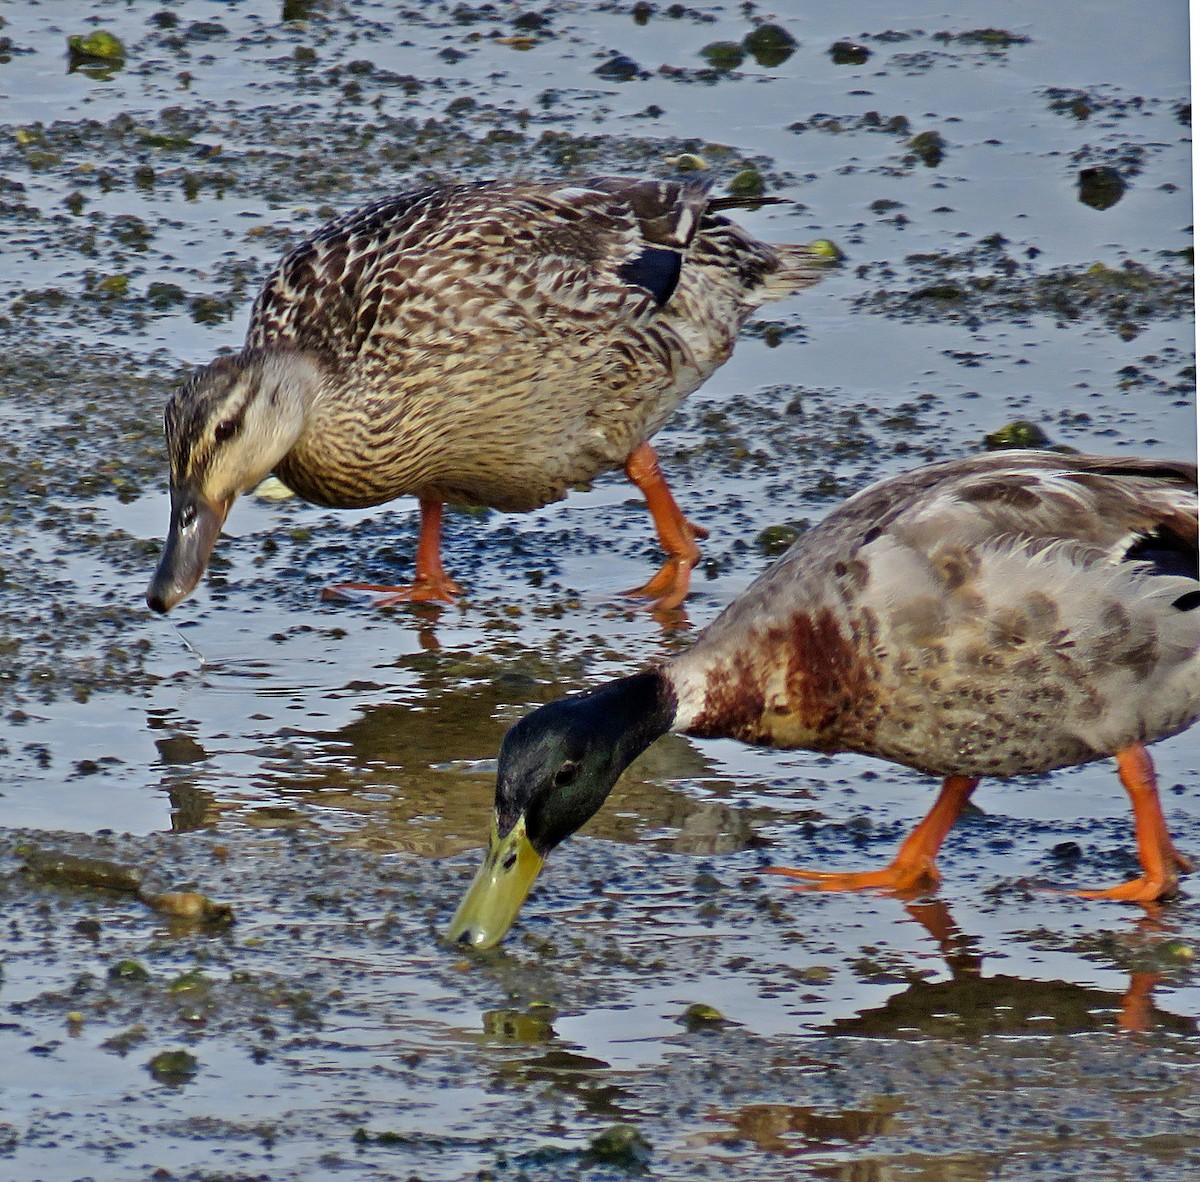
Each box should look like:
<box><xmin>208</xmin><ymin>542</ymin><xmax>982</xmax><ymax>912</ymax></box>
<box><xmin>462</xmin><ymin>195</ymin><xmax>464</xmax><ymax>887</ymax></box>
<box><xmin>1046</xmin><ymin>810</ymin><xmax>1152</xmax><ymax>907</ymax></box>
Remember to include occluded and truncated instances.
<box><xmin>1065</xmin><ymin>744</ymin><xmax>1191</xmax><ymax>902</ymax></box>
<box><xmin>322</xmin><ymin>498</ymin><xmax>464</xmax><ymax>606</ymax></box>
<box><xmin>620</xmin><ymin>441</ymin><xmax>708</xmax><ymax>610</ymax></box>
<box><xmin>766</xmin><ymin>775</ymin><xmax>979</xmax><ymax>893</ymax></box>
<box><xmin>904</xmin><ymin>899</ymin><xmax>984</xmax><ymax>979</ymax></box>
<box><xmin>1118</xmin><ymin>971</ymin><xmax>1160</xmax><ymax>1034</ymax></box>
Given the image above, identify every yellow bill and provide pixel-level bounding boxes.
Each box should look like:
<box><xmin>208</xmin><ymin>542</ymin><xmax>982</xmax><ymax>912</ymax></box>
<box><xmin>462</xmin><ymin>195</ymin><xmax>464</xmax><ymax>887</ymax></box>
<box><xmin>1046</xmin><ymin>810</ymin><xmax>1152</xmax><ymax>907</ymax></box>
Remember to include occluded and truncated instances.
<box><xmin>445</xmin><ymin>814</ymin><xmax>545</xmax><ymax>950</ymax></box>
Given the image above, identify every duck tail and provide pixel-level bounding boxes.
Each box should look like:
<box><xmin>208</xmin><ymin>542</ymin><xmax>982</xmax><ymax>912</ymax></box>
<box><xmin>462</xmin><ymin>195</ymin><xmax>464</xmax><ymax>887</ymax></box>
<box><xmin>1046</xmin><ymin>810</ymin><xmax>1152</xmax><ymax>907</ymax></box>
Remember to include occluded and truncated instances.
<box><xmin>706</xmin><ymin>194</ymin><xmax>788</xmax><ymax>214</ymax></box>
<box><xmin>760</xmin><ymin>239</ymin><xmax>844</xmax><ymax>298</ymax></box>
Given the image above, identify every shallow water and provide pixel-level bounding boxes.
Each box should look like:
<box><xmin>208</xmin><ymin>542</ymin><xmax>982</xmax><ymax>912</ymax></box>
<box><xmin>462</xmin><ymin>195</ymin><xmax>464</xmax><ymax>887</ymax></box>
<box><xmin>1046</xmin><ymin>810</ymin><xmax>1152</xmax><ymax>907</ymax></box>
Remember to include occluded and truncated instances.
<box><xmin>0</xmin><ymin>1</ymin><xmax>1196</xmax><ymax>1179</ymax></box>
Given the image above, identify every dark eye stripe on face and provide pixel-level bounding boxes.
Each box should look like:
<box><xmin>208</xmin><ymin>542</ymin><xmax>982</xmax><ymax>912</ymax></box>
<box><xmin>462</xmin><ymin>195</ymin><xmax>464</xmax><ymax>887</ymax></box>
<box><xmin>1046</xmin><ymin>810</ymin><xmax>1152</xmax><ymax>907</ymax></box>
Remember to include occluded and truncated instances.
<box><xmin>214</xmin><ymin>417</ymin><xmax>242</xmax><ymax>444</ymax></box>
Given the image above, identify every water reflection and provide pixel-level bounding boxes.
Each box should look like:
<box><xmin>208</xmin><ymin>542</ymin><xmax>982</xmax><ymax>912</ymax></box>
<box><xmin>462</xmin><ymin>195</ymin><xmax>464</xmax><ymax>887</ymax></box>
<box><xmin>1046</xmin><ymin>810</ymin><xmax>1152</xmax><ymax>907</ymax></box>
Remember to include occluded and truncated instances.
<box><xmin>697</xmin><ymin>1096</ymin><xmax>901</xmax><ymax>1156</ymax></box>
<box><xmin>830</xmin><ymin>901</ymin><xmax>1195</xmax><ymax>1038</ymax></box>
<box><xmin>517</xmin><ymin>1049</ymin><xmax>635</xmax><ymax>1121</ymax></box>
<box><xmin>148</xmin><ymin>670</ymin><xmax>757</xmax><ymax>859</ymax></box>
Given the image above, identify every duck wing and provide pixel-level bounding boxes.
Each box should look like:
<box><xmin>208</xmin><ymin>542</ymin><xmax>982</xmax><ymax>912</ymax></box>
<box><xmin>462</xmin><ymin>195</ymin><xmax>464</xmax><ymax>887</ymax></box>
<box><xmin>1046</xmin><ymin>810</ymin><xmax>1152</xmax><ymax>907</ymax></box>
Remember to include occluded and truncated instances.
<box><xmin>243</xmin><ymin>178</ymin><xmax>786</xmax><ymax>360</ymax></box>
<box><xmin>885</xmin><ymin>452</ymin><xmax>1197</xmax><ymax>565</ymax></box>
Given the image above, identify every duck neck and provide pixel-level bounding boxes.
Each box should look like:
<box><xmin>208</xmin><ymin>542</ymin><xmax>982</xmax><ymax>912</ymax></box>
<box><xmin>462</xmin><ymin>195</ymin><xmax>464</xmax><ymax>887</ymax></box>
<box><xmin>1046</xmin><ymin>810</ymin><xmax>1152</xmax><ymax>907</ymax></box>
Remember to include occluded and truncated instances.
<box><xmin>587</xmin><ymin>669</ymin><xmax>679</xmax><ymax>772</ymax></box>
<box><xmin>660</xmin><ymin>653</ymin><xmax>715</xmax><ymax>735</ymax></box>
<box><xmin>236</xmin><ymin>347</ymin><xmax>327</xmax><ymax>491</ymax></box>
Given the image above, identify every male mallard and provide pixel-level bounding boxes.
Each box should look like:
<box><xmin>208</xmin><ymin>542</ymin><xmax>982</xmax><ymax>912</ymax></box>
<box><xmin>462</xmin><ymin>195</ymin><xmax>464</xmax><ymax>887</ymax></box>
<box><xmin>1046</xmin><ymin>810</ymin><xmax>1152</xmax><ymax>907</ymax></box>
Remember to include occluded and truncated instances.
<box><xmin>447</xmin><ymin>451</ymin><xmax>1199</xmax><ymax>948</ymax></box>
<box><xmin>145</xmin><ymin>176</ymin><xmax>836</xmax><ymax>614</ymax></box>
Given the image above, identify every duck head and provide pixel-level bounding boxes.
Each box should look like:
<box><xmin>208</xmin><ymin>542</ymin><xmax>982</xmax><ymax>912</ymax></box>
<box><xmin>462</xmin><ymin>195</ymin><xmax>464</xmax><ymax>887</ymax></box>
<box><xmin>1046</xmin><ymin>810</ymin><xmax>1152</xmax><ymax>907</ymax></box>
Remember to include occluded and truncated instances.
<box><xmin>145</xmin><ymin>349</ymin><xmax>322</xmax><ymax>614</ymax></box>
<box><xmin>446</xmin><ymin>671</ymin><xmax>676</xmax><ymax>950</ymax></box>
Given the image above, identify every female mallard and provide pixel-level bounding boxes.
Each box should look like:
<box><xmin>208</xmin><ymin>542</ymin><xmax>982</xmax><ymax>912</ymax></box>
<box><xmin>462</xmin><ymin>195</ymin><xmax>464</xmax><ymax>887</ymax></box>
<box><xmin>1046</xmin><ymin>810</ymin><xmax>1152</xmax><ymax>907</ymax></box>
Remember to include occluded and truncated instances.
<box><xmin>447</xmin><ymin>450</ymin><xmax>1199</xmax><ymax>948</ymax></box>
<box><xmin>145</xmin><ymin>176</ymin><xmax>835</xmax><ymax>614</ymax></box>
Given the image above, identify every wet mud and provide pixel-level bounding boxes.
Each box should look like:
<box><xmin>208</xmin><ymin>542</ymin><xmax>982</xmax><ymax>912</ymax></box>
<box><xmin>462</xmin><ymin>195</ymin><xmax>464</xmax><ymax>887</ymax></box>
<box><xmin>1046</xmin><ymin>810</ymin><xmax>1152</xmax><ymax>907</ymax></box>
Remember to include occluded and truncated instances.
<box><xmin>0</xmin><ymin>1</ymin><xmax>1196</xmax><ymax>1179</ymax></box>
<box><xmin>4</xmin><ymin>825</ymin><xmax>1199</xmax><ymax>1181</ymax></box>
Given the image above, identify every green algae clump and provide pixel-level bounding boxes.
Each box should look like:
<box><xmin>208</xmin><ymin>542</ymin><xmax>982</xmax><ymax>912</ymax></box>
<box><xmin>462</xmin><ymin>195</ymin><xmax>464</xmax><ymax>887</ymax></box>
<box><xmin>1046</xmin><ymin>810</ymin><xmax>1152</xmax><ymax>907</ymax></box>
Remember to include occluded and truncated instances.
<box><xmin>728</xmin><ymin>167</ymin><xmax>765</xmax><ymax>198</ymax></box>
<box><xmin>67</xmin><ymin>30</ymin><xmax>126</xmax><ymax>64</ymax></box>
<box><xmin>756</xmin><ymin>522</ymin><xmax>805</xmax><ymax>556</ymax></box>
<box><xmin>984</xmin><ymin>420</ymin><xmax>1054</xmax><ymax>451</ymax></box>
<box><xmin>700</xmin><ymin>41</ymin><xmax>745</xmax><ymax>72</ymax></box>
<box><xmin>587</xmin><ymin>1124</ymin><xmax>653</xmax><ymax>1168</ymax></box>
<box><xmin>808</xmin><ymin>238</ymin><xmax>844</xmax><ymax>261</ymax></box>
<box><xmin>744</xmin><ymin>23</ymin><xmax>798</xmax><ymax>67</ymax></box>
<box><xmin>146</xmin><ymin>1049</ymin><xmax>199</xmax><ymax>1084</ymax></box>
<box><xmin>908</xmin><ymin>130</ymin><xmax>947</xmax><ymax>167</ymax></box>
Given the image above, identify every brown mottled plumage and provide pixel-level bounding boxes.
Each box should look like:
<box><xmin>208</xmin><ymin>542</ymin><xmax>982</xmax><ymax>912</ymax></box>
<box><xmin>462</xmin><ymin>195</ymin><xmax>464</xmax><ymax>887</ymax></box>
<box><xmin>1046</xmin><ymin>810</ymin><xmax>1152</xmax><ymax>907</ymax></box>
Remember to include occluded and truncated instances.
<box><xmin>146</xmin><ymin>176</ymin><xmax>836</xmax><ymax>614</ymax></box>
<box><xmin>670</xmin><ymin>451</ymin><xmax>1198</xmax><ymax>772</ymax></box>
<box><xmin>447</xmin><ymin>451</ymin><xmax>1200</xmax><ymax>948</ymax></box>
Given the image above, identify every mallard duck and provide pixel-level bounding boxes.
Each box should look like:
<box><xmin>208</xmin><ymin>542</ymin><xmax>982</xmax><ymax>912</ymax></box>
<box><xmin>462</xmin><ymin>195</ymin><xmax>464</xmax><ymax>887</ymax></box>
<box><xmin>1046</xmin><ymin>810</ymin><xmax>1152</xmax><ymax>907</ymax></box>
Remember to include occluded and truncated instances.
<box><xmin>144</xmin><ymin>176</ymin><xmax>837</xmax><ymax>614</ymax></box>
<box><xmin>447</xmin><ymin>450</ymin><xmax>1199</xmax><ymax>948</ymax></box>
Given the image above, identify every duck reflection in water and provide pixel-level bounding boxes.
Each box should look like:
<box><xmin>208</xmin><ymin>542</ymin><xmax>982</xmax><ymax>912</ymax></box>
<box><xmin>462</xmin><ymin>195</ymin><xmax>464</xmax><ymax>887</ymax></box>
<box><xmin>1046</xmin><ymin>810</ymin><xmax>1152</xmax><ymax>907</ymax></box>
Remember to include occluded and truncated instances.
<box><xmin>828</xmin><ymin>898</ymin><xmax>1194</xmax><ymax>1038</ymax></box>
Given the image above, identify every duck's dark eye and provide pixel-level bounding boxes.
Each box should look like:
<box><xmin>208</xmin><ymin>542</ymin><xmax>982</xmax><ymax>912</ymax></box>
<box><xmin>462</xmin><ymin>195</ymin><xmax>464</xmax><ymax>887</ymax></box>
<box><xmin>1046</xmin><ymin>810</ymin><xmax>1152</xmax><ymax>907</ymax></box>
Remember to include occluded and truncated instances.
<box><xmin>214</xmin><ymin>418</ymin><xmax>240</xmax><ymax>444</ymax></box>
<box><xmin>553</xmin><ymin>760</ymin><xmax>579</xmax><ymax>789</ymax></box>
<box><xmin>179</xmin><ymin>503</ymin><xmax>197</xmax><ymax>529</ymax></box>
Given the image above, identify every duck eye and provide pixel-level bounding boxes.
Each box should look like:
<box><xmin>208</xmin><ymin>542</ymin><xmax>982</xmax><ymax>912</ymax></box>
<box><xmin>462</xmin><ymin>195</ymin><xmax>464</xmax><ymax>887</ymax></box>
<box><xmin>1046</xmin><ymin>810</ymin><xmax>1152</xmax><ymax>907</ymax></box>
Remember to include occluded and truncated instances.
<box><xmin>179</xmin><ymin>503</ymin><xmax>197</xmax><ymax>529</ymax></box>
<box><xmin>214</xmin><ymin>418</ymin><xmax>239</xmax><ymax>444</ymax></box>
<box><xmin>553</xmin><ymin>760</ymin><xmax>579</xmax><ymax>789</ymax></box>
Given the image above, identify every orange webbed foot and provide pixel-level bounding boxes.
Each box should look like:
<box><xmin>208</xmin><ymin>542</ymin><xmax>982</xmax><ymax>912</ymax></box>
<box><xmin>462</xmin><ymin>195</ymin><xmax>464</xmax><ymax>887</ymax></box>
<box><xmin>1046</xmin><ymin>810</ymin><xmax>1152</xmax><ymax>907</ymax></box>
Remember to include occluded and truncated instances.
<box><xmin>1055</xmin><ymin>745</ymin><xmax>1192</xmax><ymax>905</ymax></box>
<box><xmin>322</xmin><ymin>497</ymin><xmax>464</xmax><ymax>607</ymax></box>
<box><xmin>1056</xmin><ymin>866</ymin><xmax>1184</xmax><ymax>904</ymax></box>
<box><xmin>767</xmin><ymin>775</ymin><xmax>978</xmax><ymax>896</ymax></box>
<box><xmin>321</xmin><ymin>576</ymin><xmax>462</xmax><ymax>607</ymax></box>
<box><xmin>621</xmin><ymin>546</ymin><xmax>704</xmax><ymax>611</ymax></box>
<box><xmin>321</xmin><ymin>573</ymin><xmax>460</xmax><ymax>609</ymax></box>
<box><xmin>764</xmin><ymin>857</ymin><xmax>941</xmax><ymax>895</ymax></box>
<box><xmin>622</xmin><ymin>441</ymin><xmax>707</xmax><ymax>610</ymax></box>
